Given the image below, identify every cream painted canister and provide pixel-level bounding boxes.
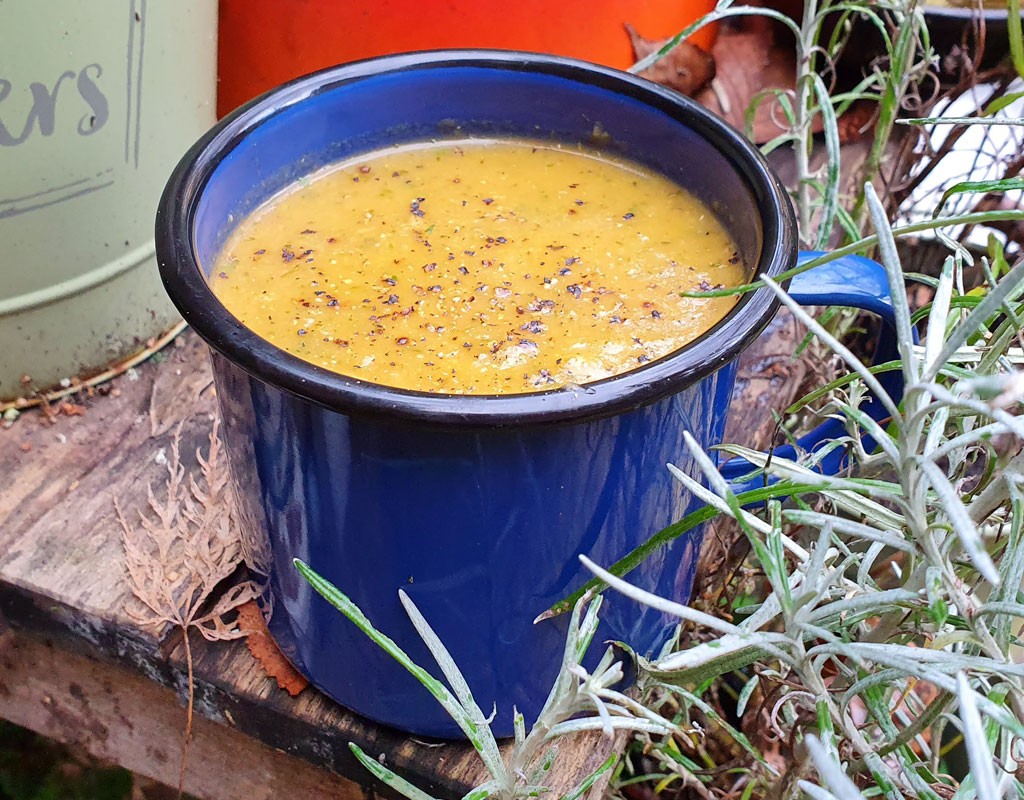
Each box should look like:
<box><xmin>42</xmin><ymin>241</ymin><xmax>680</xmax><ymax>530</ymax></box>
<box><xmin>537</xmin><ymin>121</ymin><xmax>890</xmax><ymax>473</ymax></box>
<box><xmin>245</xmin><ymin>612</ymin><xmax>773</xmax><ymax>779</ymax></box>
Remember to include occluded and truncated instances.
<box><xmin>0</xmin><ymin>1</ymin><xmax>216</xmax><ymax>400</ymax></box>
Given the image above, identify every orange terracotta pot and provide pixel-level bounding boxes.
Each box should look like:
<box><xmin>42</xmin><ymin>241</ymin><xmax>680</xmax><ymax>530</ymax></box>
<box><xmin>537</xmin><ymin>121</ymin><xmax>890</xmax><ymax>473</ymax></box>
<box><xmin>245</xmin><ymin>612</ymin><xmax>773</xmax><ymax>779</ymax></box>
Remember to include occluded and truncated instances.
<box><xmin>216</xmin><ymin>0</ymin><xmax>717</xmax><ymax>117</ymax></box>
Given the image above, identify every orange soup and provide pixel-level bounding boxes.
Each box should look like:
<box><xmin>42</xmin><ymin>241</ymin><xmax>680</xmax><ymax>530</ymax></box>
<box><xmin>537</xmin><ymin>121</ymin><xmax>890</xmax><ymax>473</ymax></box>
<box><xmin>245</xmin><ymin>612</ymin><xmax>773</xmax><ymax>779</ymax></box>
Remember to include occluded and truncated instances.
<box><xmin>210</xmin><ymin>139</ymin><xmax>745</xmax><ymax>394</ymax></box>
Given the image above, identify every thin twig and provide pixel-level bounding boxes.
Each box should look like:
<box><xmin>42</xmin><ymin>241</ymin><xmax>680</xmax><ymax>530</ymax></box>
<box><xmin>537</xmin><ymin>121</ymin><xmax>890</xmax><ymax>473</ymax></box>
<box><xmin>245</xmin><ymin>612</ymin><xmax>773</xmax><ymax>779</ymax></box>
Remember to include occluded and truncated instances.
<box><xmin>2</xmin><ymin>320</ymin><xmax>188</xmax><ymax>414</ymax></box>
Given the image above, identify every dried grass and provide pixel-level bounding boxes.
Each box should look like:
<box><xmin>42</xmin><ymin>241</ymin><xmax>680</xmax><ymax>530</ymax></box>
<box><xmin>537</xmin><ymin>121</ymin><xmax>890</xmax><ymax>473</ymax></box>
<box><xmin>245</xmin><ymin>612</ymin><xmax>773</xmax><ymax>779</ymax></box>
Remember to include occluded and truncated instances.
<box><xmin>116</xmin><ymin>416</ymin><xmax>259</xmax><ymax>798</ymax></box>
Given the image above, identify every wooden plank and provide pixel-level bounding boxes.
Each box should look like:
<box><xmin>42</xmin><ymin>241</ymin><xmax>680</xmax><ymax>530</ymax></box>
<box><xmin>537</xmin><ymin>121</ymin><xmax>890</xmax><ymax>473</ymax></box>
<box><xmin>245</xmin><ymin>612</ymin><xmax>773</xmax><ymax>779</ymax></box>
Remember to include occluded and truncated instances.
<box><xmin>0</xmin><ymin>626</ymin><xmax>371</xmax><ymax>800</ymax></box>
<box><xmin>0</xmin><ymin>573</ymin><xmax>615</xmax><ymax>799</ymax></box>
<box><xmin>0</xmin><ymin>332</ymin><xmax>217</xmax><ymax>649</ymax></box>
<box><xmin>721</xmin><ymin>308</ymin><xmax>807</xmax><ymax>450</ymax></box>
<box><xmin>168</xmin><ymin>633</ymin><xmax>619</xmax><ymax>800</ymax></box>
<box><xmin>0</xmin><ymin>330</ymin><xmax>619</xmax><ymax>799</ymax></box>
<box><xmin>0</xmin><ymin>288</ymin><xmax>816</xmax><ymax>799</ymax></box>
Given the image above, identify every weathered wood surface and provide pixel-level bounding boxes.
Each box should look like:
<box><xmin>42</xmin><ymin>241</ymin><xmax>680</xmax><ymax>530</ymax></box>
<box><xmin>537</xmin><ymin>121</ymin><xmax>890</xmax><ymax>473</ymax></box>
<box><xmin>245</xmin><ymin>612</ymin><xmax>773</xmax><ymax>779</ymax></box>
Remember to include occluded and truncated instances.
<box><xmin>722</xmin><ymin>309</ymin><xmax>808</xmax><ymax>452</ymax></box>
<box><xmin>167</xmin><ymin>633</ymin><xmax>620</xmax><ymax>800</ymax></box>
<box><xmin>2</xmin><ymin>321</ymin><xmax>806</xmax><ymax>792</ymax></box>
<box><xmin>0</xmin><ymin>330</ymin><xmax>632</xmax><ymax>798</ymax></box>
<box><xmin>0</xmin><ymin>333</ymin><xmax>217</xmax><ymax>650</ymax></box>
<box><xmin>0</xmin><ymin>626</ymin><xmax>370</xmax><ymax>800</ymax></box>
<box><xmin>0</xmin><ymin>320</ymin><xmax>805</xmax><ymax>798</ymax></box>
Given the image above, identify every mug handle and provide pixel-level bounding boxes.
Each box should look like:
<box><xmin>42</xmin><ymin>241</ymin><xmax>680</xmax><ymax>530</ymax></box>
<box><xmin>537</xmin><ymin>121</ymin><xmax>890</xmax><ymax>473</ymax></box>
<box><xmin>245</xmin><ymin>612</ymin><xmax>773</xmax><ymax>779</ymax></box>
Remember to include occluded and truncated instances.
<box><xmin>717</xmin><ymin>251</ymin><xmax>905</xmax><ymax>485</ymax></box>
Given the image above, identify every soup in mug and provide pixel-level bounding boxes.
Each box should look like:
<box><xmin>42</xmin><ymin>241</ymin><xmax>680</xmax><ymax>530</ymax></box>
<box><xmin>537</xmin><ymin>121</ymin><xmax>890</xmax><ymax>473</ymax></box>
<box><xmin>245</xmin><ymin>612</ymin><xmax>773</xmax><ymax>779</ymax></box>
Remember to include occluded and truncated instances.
<box><xmin>210</xmin><ymin>139</ymin><xmax>745</xmax><ymax>394</ymax></box>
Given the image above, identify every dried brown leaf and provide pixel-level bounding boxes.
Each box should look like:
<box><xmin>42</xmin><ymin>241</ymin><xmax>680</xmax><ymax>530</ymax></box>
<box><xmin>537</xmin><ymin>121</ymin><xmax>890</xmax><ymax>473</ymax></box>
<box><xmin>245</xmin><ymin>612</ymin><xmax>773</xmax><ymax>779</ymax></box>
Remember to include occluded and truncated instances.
<box><xmin>116</xmin><ymin>415</ymin><xmax>256</xmax><ymax>798</ymax></box>
<box><xmin>627</xmin><ymin>23</ymin><xmax>716</xmax><ymax>97</ymax></box>
<box><xmin>61</xmin><ymin>402</ymin><xmax>87</xmax><ymax>417</ymax></box>
<box><xmin>236</xmin><ymin>600</ymin><xmax>309</xmax><ymax>697</ymax></box>
<box><xmin>117</xmin><ymin>417</ymin><xmax>250</xmax><ymax>636</ymax></box>
<box><xmin>694</xmin><ymin>15</ymin><xmax>817</xmax><ymax>144</ymax></box>
<box><xmin>192</xmin><ymin>580</ymin><xmax>262</xmax><ymax>642</ymax></box>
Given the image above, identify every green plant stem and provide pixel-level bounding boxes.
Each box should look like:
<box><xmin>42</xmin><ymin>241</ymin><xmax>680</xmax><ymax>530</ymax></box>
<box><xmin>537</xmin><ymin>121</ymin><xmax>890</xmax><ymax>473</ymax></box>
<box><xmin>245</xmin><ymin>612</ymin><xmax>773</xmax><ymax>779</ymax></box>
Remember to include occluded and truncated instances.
<box><xmin>1009</xmin><ymin>0</ymin><xmax>1024</xmax><ymax>78</ymax></box>
<box><xmin>847</xmin><ymin>5</ymin><xmax>925</xmax><ymax>234</ymax></box>
<box><xmin>876</xmin><ymin>691</ymin><xmax>952</xmax><ymax>760</ymax></box>
<box><xmin>684</xmin><ymin>209</ymin><xmax>1024</xmax><ymax>300</ymax></box>
<box><xmin>794</xmin><ymin>0</ymin><xmax>819</xmax><ymax>238</ymax></box>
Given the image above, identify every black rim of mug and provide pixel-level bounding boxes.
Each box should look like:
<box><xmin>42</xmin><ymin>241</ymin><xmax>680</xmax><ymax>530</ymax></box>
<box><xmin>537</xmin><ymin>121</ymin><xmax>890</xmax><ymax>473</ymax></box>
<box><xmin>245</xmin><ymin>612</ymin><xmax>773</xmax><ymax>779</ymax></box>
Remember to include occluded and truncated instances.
<box><xmin>156</xmin><ymin>49</ymin><xmax>799</xmax><ymax>428</ymax></box>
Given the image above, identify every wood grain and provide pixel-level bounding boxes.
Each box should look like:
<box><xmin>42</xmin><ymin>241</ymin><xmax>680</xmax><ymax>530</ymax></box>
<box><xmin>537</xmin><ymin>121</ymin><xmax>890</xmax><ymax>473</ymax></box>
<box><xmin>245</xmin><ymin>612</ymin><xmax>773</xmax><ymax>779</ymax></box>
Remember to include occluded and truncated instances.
<box><xmin>0</xmin><ymin>330</ymin><xmax>620</xmax><ymax>798</ymax></box>
<box><xmin>0</xmin><ymin>627</ymin><xmax>370</xmax><ymax>800</ymax></box>
<box><xmin>0</xmin><ymin>333</ymin><xmax>218</xmax><ymax>650</ymax></box>
<box><xmin>166</xmin><ymin>632</ymin><xmax>619</xmax><ymax>800</ymax></box>
<box><xmin>0</xmin><ymin>290</ymin><xmax>809</xmax><ymax>798</ymax></box>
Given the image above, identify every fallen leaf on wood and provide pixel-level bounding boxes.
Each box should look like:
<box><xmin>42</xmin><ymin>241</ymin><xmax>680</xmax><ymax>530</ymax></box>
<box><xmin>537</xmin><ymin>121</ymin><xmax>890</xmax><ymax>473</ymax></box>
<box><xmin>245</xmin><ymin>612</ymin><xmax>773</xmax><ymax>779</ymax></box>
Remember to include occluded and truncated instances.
<box><xmin>117</xmin><ymin>418</ymin><xmax>256</xmax><ymax>640</ymax></box>
<box><xmin>116</xmin><ymin>417</ymin><xmax>260</xmax><ymax>794</ymax></box>
<box><xmin>627</xmin><ymin>23</ymin><xmax>716</xmax><ymax>97</ymax></box>
<box><xmin>39</xmin><ymin>397</ymin><xmax>58</xmax><ymax>425</ymax></box>
<box><xmin>236</xmin><ymin>600</ymin><xmax>309</xmax><ymax>697</ymax></box>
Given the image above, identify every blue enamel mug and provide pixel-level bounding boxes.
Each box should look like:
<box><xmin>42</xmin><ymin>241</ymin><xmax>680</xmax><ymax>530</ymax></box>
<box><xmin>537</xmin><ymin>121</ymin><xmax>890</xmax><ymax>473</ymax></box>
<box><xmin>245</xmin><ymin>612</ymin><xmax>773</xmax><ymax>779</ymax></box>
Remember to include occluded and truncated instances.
<box><xmin>156</xmin><ymin>51</ymin><xmax>899</xmax><ymax>738</ymax></box>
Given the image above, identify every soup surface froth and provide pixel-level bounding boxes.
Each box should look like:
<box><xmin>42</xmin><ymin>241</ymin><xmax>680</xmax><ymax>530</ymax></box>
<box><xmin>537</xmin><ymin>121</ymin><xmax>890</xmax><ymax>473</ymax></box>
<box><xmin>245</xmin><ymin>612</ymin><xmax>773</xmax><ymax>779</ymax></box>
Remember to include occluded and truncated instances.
<box><xmin>210</xmin><ymin>139</ymin><xmax>746</xmax><ymax>394</ymax></box>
